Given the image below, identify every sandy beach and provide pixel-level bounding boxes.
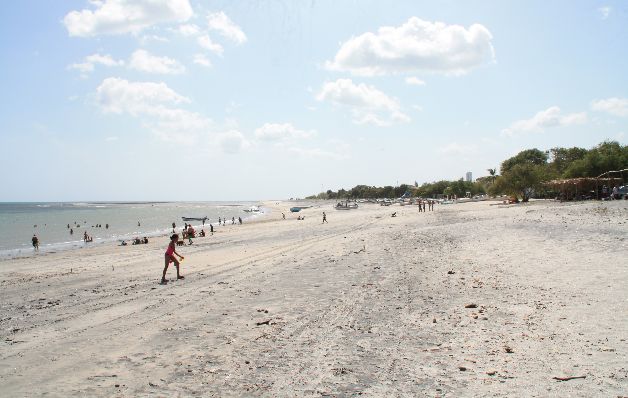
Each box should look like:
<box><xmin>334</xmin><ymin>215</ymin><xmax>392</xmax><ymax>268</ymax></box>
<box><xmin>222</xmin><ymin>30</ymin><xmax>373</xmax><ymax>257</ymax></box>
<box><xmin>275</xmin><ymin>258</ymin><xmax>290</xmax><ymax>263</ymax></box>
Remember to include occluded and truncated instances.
<box><xmin>1</xmin><ymin>200</ymin><xmax>627</xmax><ymax>397</ymax></box>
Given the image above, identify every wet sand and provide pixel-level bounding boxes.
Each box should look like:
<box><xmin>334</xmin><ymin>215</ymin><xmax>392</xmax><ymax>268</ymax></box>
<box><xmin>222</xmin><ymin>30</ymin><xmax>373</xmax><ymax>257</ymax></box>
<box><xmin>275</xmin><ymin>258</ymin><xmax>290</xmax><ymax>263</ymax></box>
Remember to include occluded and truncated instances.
<box><xmin>1</xmin><ymin>200</ymin><xmax>627</xmax><ymax>397</ymax></box>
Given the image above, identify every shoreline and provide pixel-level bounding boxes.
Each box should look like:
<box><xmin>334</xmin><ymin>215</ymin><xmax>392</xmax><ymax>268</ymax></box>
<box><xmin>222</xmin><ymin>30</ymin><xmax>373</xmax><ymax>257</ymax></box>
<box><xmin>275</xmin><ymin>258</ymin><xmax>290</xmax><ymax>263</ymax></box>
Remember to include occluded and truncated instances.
<box><xmin>0</xmin><ymin>202</ymin><xmax>283</xmax><ymax>261</ymax></box>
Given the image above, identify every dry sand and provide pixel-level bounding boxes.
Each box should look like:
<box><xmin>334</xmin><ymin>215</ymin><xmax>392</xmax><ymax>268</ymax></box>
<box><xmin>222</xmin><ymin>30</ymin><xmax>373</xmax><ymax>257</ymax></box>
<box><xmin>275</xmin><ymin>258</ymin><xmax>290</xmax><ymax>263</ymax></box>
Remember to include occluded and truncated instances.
<box><xmin>1</xmin><ymin>200</ymin><xmax>627</xmax><ymax>397</ymax></box>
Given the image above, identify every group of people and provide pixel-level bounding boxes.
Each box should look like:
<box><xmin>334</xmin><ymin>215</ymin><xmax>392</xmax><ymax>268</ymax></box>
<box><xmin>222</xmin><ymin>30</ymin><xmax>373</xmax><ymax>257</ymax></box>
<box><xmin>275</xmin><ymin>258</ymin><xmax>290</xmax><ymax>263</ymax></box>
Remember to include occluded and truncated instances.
<box><xmin>417</xmin><ymin>200</ymin><xmax>435</xmax><ymax>212</ymax></box>
<box><xmin>131</xmin><ymin>237</ymin><xmax>149</xmax><ymax>245</ymax></box>
<box><xmin>602</xmin><ymin>185</ymin><xmax>624</xmax><ymax>200</ymax></box>
<box><xmin>67</xmin><ymin>222</ymin><xmax>108</xmax><ymax>235</ymax></box>
<box><xmin>217</xmin><ymin>217</ymin><xmax>242</xmax><ymax>226</ymax></box>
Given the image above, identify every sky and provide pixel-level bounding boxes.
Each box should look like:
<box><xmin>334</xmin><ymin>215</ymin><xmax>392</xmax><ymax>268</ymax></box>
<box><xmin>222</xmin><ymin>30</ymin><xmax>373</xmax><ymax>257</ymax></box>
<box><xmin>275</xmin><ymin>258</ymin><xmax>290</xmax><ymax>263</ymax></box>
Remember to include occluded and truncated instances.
<box><xmin>0</xmin><ymin>0</ymin><xmax>626</xmax><ymax>201</ymax></box>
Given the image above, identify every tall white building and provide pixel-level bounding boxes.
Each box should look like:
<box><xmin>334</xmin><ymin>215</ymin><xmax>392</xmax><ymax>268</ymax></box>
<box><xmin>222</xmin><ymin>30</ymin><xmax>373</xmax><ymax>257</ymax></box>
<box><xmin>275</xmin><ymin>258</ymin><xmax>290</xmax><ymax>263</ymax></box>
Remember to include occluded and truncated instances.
<box><xmin>465</xmin><ymin>172</ymin><xmax>473</xmax><ymax>182</ymax></box>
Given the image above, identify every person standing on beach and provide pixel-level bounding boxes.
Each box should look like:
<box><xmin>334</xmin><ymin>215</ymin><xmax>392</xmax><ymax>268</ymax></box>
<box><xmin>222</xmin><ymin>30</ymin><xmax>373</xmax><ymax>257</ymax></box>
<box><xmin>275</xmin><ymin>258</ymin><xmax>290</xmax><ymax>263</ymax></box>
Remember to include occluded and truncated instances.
<box><xmin>322</xmin><ymin>212</ymin><xmax>328</xmax><ymax>223</ymax></box>
<box><xmin>32</xmin><ymin>234</ymin><xmax>39</xmax><ymax>251</ymax></box>
<box><xmin>238</xmin><ymin>217</ymin><xmax>242</xmax><ymax>225</ymax></box>
<box><xmin>172</xmin><ymin>222</ymin><xmax>176</xmax><ymax>233</ymax></box>
<box><xmin>162</xmin><ymin>234</ymin><xmax>184</xmax><ymax>284</ymax></box>
<box><xmin>210</xmin><ymin>223</ymin><xmax>214</xmax><ymax>235</ymax></box>
<box><xmin>282</xmin><ymin>213</ymin><xmax>286</xmax><ymax>220</ymax></box>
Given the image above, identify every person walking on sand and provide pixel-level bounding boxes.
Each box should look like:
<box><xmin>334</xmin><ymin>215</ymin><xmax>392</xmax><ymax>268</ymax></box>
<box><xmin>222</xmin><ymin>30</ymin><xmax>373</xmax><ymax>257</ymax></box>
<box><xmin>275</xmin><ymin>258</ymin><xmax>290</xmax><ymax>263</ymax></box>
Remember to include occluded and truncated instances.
<box><xmin>162</xmin><ymin>234</ymin><xmax>184</xmax><ymax>284</ymax></box>
<box><xmin>210</xmin><ymin>223</ymin><xmax>214</xmax><ymax>235</ymax></box>
<box><xmin>322</xmin><ymin>212</ymin><xmax>328</xmax><ymax>223</ymax></box>
<box><xmin>32</xmin><ymin>234</ymin><xmax>39</xmax><ymax>251</ymax></box>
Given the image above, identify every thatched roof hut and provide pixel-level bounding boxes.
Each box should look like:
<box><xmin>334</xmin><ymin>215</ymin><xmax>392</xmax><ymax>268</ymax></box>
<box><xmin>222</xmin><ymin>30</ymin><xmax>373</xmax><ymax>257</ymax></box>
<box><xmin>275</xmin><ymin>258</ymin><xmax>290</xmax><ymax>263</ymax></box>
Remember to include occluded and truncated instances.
<box><xmin>544</xmin><ymin>174</ymin><xmax>625</xmax><ymax>200</ymax></box>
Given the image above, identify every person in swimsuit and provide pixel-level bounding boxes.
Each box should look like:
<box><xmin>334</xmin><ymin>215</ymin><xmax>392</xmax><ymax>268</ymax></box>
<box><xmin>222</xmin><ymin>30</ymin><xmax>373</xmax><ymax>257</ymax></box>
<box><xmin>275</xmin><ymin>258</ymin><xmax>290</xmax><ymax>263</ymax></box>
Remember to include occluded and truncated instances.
<box><xmin>162</xmin><ymin>234</ymin><xmax>184</xmax><ymax>284</ymax></box>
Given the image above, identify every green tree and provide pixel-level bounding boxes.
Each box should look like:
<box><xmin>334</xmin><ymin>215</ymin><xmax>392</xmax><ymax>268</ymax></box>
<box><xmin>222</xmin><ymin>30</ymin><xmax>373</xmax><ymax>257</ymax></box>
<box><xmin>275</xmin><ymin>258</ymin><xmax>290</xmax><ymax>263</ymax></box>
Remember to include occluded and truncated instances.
<box><xmin>496</xmin><ymin>164</ymin><xmax>547</xmax><ymax>201</ymax></box>
<box><xmin>549</xmin><ymin>146</ymin><xmax>587</xmax><ymax>177</ymax></box>
<box><xmin>564</xmin><ymin>141</ymin><xmax>628</xmax><ymax>177</ymax></box>
<box><xmin>501</xmin><ymin>148</ymin><xmax>548</xmax><ymax>174</ymax></box>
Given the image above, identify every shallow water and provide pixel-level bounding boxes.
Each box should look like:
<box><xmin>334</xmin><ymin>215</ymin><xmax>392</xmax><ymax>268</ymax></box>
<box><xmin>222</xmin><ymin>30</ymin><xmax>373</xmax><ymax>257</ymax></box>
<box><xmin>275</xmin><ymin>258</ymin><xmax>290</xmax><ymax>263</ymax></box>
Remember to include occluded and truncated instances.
<box><xmin>0</xmin><ymin>201</ymin><xmax>267</xmax><ymax>258</ymax></box>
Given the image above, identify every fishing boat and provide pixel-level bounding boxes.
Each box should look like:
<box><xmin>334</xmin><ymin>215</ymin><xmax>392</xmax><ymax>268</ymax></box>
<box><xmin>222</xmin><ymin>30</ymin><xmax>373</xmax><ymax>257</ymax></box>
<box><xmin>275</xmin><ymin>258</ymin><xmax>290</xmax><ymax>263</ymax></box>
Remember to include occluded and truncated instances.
<box><xmin>181</xmin><ymin>216</ymin><xmax>208</xmax><ymax>222</ymax></box>
<box><xmin>334</xmin><ymin>201</ymin><xmax>358</xmax><ymax>210</ymax></box>
<box><xmin>290</xmin><ymin>205</ymin><xmax>312</xmax><ymax>212</ymax></box>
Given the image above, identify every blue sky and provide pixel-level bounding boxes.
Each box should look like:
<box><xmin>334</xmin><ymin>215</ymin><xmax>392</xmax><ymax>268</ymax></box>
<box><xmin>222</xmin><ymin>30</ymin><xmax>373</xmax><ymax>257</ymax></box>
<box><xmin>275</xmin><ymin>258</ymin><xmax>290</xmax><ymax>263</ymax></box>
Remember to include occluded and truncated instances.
<box><xmin>1</xmin><ymin>0</ymin><xmax>626</xmax><ymax>201</ymax></box>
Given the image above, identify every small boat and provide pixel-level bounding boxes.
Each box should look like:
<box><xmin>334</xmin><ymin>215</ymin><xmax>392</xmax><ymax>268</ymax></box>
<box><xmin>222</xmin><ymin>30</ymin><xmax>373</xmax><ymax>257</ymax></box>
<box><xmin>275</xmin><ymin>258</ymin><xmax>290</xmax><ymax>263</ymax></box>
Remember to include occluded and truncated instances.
<box><xmin>243</xmin><ymin>206</ymin><xmax>261</xmax><ymax>213</ymax></box>
<box><xmin>334</xmin><ymin>201</ymin><xmax>358</xmax><ymax>210</ymax></box>
<box><xmin>290</xmin><ymin>205</ymin><xmax>313</xmax><ymax>212</ymax></box>
<box><xmin>181</xmin><ymin>216</ymin><xmax>208</xmax><ymax>222</ymax></box>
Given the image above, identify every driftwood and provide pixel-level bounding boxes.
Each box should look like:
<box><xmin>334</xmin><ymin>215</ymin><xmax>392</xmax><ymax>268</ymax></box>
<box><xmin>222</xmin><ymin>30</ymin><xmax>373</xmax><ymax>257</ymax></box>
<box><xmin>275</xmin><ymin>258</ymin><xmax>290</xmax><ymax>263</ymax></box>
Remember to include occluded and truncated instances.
<box><xmin>352</xmin><ymin>245</ymin><xmax>366</xmax><ymax>254</ymax></box>
<box><xmin>256</xmin><ymin>319</ymin><xmax>271</xmax><ymax>326</ymax></box>
<box><xmin>552</xmin><ymin>375</ymin><xmax>586</xmax><ymax>382</ymax></box>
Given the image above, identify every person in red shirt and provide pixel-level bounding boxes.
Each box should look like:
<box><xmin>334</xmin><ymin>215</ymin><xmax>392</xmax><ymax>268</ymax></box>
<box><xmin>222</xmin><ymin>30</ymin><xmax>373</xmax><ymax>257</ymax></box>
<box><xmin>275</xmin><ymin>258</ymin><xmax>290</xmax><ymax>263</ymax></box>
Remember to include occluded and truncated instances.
<box><xmin>162</xmin><ymin>234</ymin><xmax>184</xmax><ymax>284</ymax></box>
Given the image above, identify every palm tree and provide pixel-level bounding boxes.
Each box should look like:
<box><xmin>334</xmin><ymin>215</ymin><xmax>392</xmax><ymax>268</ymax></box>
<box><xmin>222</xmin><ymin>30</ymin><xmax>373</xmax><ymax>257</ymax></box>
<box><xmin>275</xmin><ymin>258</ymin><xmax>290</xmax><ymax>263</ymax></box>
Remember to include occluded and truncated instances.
<box><xmin>487</xmin><ymin>168</ymin><xmax>497</xmax><ymax>184</ymax></box>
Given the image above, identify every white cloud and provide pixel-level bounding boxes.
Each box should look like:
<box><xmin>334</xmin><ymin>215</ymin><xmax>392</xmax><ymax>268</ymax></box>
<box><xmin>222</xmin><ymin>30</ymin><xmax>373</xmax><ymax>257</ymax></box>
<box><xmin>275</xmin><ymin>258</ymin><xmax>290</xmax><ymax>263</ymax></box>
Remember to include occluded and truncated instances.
<box><xmin>591</xmin><ymin>97</ymin><xmax>628</xmax><ymax>117</ymax></box>
<box><xmin>325</xmin><ymin>17</ymin><xmax>495</xmax><ymax>76</ymax></box>
<box><xmin>218</xmin><ymin>130</ymin><xmax>249</xmax><ymax>153</ymax></box>
<box><xmin>193</xmin><ymin>53</ymin><xmax>212</xmax><ymax>67</ymax></box>
<box><xmin>96</xmin><ymin>77</ymin><xmax>190</xmax><ymax>115</ymax></box>
<box><xmin>502</xmin><ymin>106</ymin><xmax>587</xmax><ymax>136</ymax></box>
<box><xmin>405</xmin><ymin>77</ymin><xmax>425</xmax><ymax>86</ymax></box>
<box><xmin>176</xmin><ymin>23</ymin><xmax>201</xmax><ymax>36</ymax></box>
<box><xmin>68</xmin><ymin>53</ymin><xmax>123</xmax><ymax>76</ymax></box>
<box><xmin>598</xmin><ymin>6</ymin><xmax>611</xmax><ymax>19</ymax></box>
<box><xmin>129</xmin><ymin>49</ymin><xmax>185</xmax><ymax>74</ymax></box>
<box><xmin>438</xmin><ymin>142</ymin><xmax>478</xmax><ymax>155</ymax></box>
<box><xmin>316</xmin><ymin>78</ymin><xmax>409</xmax><ymax>126</ymax></box>
<box><xmin>197</xmin><ymin>35</ymin><xmax>224</xmax><ymax>56</ymax></box>
<box><xmin>139</xmin><ymin>34</ymin><xmax>169</xmax><ymax>44</ymax></box>
<box><xmin>207</xmin><ymin>12</ymin><xmax>247</xmax><ymax>44</ymax></box>
<box><xmin>64</xmin><ymin>0</ymin><xmax>193</xmax><ymax>37</ymax></box>
<box><xmin>254</xmin><ymin>123</ymin><xmax>314</xmax><ymax>142</ymax></box>
<box><xmin>95</xmin><ymin>77</ymin><xmax>212</xmax><ymax>144</ymax></box>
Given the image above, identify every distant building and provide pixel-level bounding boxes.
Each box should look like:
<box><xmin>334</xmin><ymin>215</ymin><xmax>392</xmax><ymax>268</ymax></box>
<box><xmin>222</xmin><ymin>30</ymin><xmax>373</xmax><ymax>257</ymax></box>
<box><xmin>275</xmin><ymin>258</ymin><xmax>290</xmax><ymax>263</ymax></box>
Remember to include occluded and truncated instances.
<box><xmin>465</xmin><ymin>172</ymin><xmax>473</xmax><ymax>182</ymax></box>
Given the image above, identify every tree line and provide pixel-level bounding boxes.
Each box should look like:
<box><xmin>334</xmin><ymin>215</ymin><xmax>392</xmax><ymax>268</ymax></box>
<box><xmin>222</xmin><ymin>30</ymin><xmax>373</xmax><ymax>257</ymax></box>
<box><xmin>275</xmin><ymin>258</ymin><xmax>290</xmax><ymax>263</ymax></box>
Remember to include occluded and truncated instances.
<box><xmin>306</xmin><ymin>141</ymin><xmax>627</xmax><ymax>201</ymax></box>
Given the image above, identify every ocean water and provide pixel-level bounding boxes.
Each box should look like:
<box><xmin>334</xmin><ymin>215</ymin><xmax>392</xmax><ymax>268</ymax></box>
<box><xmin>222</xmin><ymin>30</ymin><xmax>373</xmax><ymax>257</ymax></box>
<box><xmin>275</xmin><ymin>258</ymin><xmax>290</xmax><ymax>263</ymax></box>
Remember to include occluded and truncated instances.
<box><xmin>0</xmin><ymin>202</ymin><xmax>267</xmax><ymax>258</ymax></box>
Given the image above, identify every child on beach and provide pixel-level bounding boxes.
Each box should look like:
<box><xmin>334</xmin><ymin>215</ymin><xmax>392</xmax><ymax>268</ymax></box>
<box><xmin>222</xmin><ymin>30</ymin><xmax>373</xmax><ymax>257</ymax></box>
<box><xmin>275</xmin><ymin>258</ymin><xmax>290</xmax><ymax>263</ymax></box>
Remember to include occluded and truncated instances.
<box><xmin>162</xmin><ymin>234</ymin><xmax>184</xmax><ymax>284</ymax></box>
